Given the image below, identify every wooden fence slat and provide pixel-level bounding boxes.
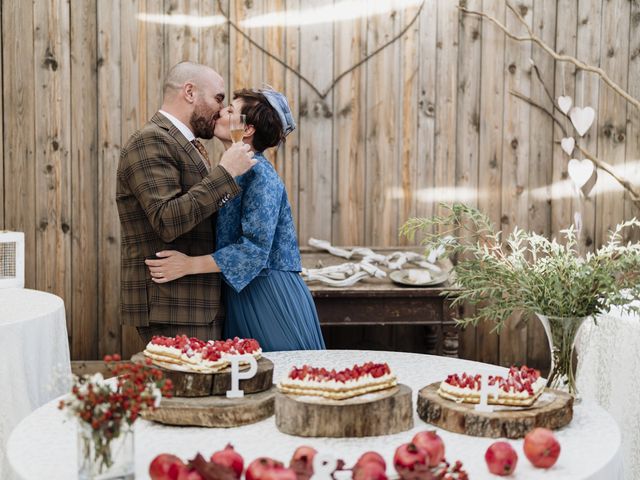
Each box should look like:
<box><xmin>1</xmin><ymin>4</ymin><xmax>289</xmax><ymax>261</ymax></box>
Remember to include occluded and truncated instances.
<box><xmin>283</xmin><ymin>0</ymin><xmax>301</xmax><ymax>231</ymax></box>
<box><xmin>146</xmin><ymin>0</ymin><xmax>166</xmax><ymax>121</ymax></box>
<box><xmin>574</xmin><ymin>0</ymin><xmax>602</xmax><ymax>252</ymax></box>
<box><xmin>364</xmin><ymin>4</ymin><xmax>400</xmax><ymax>245</ymax></box>
<box><xmin>416</xmin><ymin>0</ymin><xmax>436</xmax><ymax>223</ymax></box>
<box><xmin>70</xmin><ymin>0</ymin><xmax>99</xmax><ymax>360</ymax></box>
<box><xmin>398</xmin><ymin>3</ymin><xmax>420</xmax><ymax>243</ymax></box>
<box><xmin>526</xmin><ymin>0</ymin><xmax>557</xmax><ymax>372</ymax></box>
<box><xmin>625</xmin><ymin>0</ymin><xmax>640</xmax><ymax>242</ymax></box>
<box><xmin>263</xmin><ymin>0</ymin><xmax>286</xmax><ymax>167</ymax></box>
<box><xmin>595</xmin><ymin>0</ymin><xmax>630</xmax><ymax>247</ymax></box>
<box><xmin>455</xmin><ymin>0</ymin><xmax>483</xmax><ymax>361</ymax></box>
<box><xmin>97</xmin><ymin>0</ymin><xmax>123</xmax><ymax>358</ymax></box>
<box><xmin>298</xmin><ymin>0</ymin><xmax>334</xmax><ymax>244</ymax></box>
<box><xmin>200</xmin><ymin>0</ymin><xmax>230</xmax><ymax>164</ymax></box>
<box><xmin>390</xmin><ymin>1</ymin><xmax>421</xmax><ymax>348</ymax></box>
<box><xmin>120</xmin><ymin>0</ymin><xmax>148</xmax><ymax>359</ymax></box>
<box><xmin>550</xmin><ymin>0</ymin><xmax>577</xmax><ymax>242</ymax></box>
<box><xmin>165</xmin><ymin>0</ymin><xmax>200</xmax><ymax>69</ymax></box>
<box><xmin>33</xmin><ymin>0</ymin><xmax>72</xmax><ymax>328</ymax></box>
<box><xmin>498</xmin><ymin>0</ymin><xmax>533</xmax><ymax>367</ymax></box>
<box><xmin>475</xmin><ymin>0</ymin><xmax>505</xmax><ymax>366</ymax></box>
<box><xmin>2</xmin><ymin>1</ymin><xmax>36</xmax><ymax>288</ymax></box>
<box><xmin>332</xmin><ymin>4</ymin><xmax>366</xmax><ymax>245</ymax></box>
<box><xmin>229</xmin><ymin>0</ymin><xmax>263</xmax><ymax>94</ymax></box>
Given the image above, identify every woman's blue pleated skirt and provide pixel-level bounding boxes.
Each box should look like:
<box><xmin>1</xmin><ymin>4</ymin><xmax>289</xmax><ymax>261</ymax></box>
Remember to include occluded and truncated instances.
<box><xmin>223</xmin><ymin>270</ymin><xmax>326</xmax><ymax>352</ymax></box>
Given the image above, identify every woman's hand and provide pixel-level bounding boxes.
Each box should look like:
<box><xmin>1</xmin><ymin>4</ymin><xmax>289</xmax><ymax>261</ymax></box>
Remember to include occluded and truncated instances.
<box><xmin>145</xmin><ymin>250</ymin><xmax>194</xmax><ymax>283</ymax></box>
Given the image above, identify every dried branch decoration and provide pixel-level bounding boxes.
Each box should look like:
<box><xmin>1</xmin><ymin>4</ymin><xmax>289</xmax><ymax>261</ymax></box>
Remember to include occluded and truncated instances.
<box><xmin>458</xmin><ymin>0</ymin><xmax>640</xmax><ymax>111</ymax></box>
<box><xmin>216</xmin><ymin>0</ymin><xmax>425</xmax><ymax>99</ymax></box>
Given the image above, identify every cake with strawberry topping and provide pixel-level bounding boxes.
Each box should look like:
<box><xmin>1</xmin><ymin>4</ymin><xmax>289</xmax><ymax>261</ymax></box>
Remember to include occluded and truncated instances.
<box><xmin>278</xmin><ymin>362</ymin><xmax>397</xmax><ymax>400</ymax></box>
<box><xmin>437</xmin><ymin>365</ymin><xmax>545</xmax><ymax>407</ymax></box>
<box><xmin>143</xmin><ymin>335</ymin><xmax>262</xmax><ymax>373</ymax></box>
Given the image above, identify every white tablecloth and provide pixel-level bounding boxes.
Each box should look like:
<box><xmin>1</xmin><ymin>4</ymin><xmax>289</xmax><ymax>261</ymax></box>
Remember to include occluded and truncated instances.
<box><xmin>8</xmin><ymin>350</ymin><xmax>621</xmax><ymax>480</ymax></box>
<box><xmin>577</xmin><ymin>302</ymin><xmax>640</xmax><ymax>480</ymax></box>
<box><xmin>0</xmin><ymin>288</ymin><xmax>71</xmax><ymax>480</ymax></box>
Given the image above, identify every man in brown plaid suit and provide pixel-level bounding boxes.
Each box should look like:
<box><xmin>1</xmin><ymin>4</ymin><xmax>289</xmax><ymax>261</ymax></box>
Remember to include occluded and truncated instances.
<box><xmin>117</xmin><ymin>62</ymin><xmax>256</xmax><ymax>343</ymax></box>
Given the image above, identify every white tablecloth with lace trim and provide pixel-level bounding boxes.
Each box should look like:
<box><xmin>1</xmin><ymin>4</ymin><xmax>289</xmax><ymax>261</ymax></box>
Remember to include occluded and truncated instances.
<box><xmin>577</xmin><ymin>302</ymin><xmax>640</xmax><ymax>480</ymax></box>
<box><xmin>8</xmin><ymin>350</ymin><xmax>622</xmax><ymax>480</ymax></box>
<box><xmin>0</xmin><ymin>288</ymin><xmax>71</xmax><ymax>480</ymax></box>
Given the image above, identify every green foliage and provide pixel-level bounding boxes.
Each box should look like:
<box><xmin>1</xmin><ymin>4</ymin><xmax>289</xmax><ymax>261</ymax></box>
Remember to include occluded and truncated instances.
<box><xmin>400</xmin><ymin>204</ymin><xmax>640</xmax><ymax>331</ymax></box>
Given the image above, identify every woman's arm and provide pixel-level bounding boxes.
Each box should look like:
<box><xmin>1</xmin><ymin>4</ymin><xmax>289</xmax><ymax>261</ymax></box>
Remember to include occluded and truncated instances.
<box><xmin>145</xmin><ymin>250</ymin><xmax>220</xmax><ymax>283</ymax></box>
<box><xmin>213</xmin><ymin>164</ymin><xmax>284</xmax><ymax>293</ymax></box>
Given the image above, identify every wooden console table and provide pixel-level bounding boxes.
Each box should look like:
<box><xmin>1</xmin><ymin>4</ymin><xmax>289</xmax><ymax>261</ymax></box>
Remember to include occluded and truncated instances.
<box><xmin>301</xmin><ymin>248</ymin><xmax>460</xmax><ymax>357</ymax></box>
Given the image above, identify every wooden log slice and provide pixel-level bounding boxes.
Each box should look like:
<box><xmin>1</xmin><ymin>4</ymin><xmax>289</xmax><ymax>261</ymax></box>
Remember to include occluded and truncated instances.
<box><xmin>275</xmin><ymin>384</ymin><xmax>413</xmax><ymax>437</ymax></box>
<box><xmin>131</xmin><ymin>353</ymin><xmax>273</xmax><ymax>397</ymax></box>
<box><xmin>417</xmin><ymin>382</ymin><xmax>573</xmax><ymax>439</ymax></box>
<box><xmin>143</xmin><ymin>386</ymin><xmax>276</xmax><ymax>427</ymax></box>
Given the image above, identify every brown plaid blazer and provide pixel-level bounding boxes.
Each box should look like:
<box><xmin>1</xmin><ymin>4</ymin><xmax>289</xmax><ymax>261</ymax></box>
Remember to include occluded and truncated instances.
<box><xmin>116</xmin><ymin>112</ymin><xmax>240</xmax><ymax>327</ymax></box>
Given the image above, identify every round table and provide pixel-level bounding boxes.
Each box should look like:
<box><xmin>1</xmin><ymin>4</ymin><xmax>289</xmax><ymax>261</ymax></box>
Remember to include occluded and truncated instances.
<box><xmin>0</xmin><ymin>288</ymin><xmax>71</xmax><ymax>480</ymax></box>
<box><xmin>9</xmin><ymin>350</ymin><xmax>622</xmax><ymax>480</ymax></box>
<box><xmin>577</xmin><ymin>301</ymin><xmax>640</xmax><ymax>480</ymax></box>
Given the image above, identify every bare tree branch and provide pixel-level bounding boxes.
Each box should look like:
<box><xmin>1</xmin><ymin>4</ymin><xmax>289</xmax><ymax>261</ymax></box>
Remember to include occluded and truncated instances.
<box><xmin>459</xmin><ymin>2</ymin><xmax>640</xmax><ymax>111</ymax></box>
<box><xmin>216</xmin><ymin>0</ymin><xmax>425</xmax><ymax>100</ymax></box>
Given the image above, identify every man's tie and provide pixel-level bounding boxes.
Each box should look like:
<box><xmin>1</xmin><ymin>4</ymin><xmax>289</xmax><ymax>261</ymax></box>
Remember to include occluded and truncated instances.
<box><xmin>191</xmin><ymin>139</ymin><xmax>211</xmax><ymax>170</ymax></box>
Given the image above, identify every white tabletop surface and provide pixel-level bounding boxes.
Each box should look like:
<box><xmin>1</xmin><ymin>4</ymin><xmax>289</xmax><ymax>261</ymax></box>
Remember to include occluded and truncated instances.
<box><xmin>8</xmin><ymin>349</ymin><xmax>622</xmax><ymax>480</ymax></box>
<box><xmin>1</xmin><ymin>288</ymin><xmax>71</xmax><ymax>480</ymax></box>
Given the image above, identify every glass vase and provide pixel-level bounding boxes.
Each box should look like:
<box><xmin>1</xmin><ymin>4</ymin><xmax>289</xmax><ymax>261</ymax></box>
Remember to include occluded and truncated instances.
<box><xmin>535</xmin><ymin>313</ymin><xmax>589</xmax><ymax>396</ymax></box>
<box><xmin>77</xmin><ymin>422</ymin><xmax>134</xmax><ymax>480</ymax></box>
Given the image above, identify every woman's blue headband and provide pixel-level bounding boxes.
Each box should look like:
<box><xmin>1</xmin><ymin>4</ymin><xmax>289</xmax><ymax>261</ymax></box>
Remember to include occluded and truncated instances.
<box><xmin>260</xmin><ymin>87</ymin><xmax>296</xmax><ymax>138</ymax></box>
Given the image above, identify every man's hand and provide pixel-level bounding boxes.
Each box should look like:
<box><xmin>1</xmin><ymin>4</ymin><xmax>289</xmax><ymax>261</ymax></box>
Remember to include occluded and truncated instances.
<box><xmin>145</xmin><ymin>250</ymin><xmax>194</xmax><ymax>283</ymax></box>
<box><xmin>219</xmin><ymin>143</ymin><xmax>256</xmax><ymax>177</ymax></box>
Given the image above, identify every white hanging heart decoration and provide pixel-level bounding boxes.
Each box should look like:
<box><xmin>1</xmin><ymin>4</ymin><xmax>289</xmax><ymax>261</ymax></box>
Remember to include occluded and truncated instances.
<box><xmin>569</xmin><ymin>106</ymin><xmax>595</xmax><ymax>137</ymax></box>
<box><xmin>568</xmin><ymin>158</ymin><xmax>597</xmax><ymax>196</ymax></box>
<box><xmin>561</xmin><ymin>137</ymin><xmax>575</xmax><ymax>156</ymax></box>
<box><xmin>557</xmin><ymin>96</ymin><xmax>572</xmax><ymax>114</ymax></box>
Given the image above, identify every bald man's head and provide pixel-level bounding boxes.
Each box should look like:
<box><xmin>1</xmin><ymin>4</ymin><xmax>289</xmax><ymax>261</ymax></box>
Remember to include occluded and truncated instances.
<box><xmin>163</xmin><ymin>61</ymin><xmax>223</xmax><ymax>99</ymax></box>
<box><xmin>161</xmin><ymin>62</ymin><xmax>226</xmax><ymax>140</ymax></box>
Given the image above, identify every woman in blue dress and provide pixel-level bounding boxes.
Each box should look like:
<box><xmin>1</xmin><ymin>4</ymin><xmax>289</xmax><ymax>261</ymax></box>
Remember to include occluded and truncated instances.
<box><xmin>145</xmin><ymin>87</ymin><xmax>325</xmax><ymax>351</ymax></box>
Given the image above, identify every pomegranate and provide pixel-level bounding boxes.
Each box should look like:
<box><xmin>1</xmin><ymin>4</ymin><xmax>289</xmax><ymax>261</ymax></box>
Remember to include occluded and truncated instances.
<box><xmin>411</xmin><ymin>431</ymin><xmax>445</xmax><ymax>467</ymax></box>
<box><xmin>393</xmin><ymin>443</ymin><xmax>429</xmax><ymax>478</ymax></box>
<box><xmin>246</xmin><ymin>457</ymin><xmax>285</xmax><ymax>480</ymax></box>
<box><xmin>211</xmin><ymin>444</ymin><xmax>244</xmax><ymax>478</ymax></box>
<box><xmin>352</xmin><ymin>461</ymin><xmax>388</xmax><ymax>480</ymax></box>
<box><xmin>149</xmin><ymin>453</ymin><xmax>185</xmax><ymax>480</ymax></box>
<box><xmin>289</xmin><ymin>446</ymin><xmax>317</xmax><ymax>479</ymax></box>
<box><xmin>354</xmin><ymin>452</ymin><xmax>386</xmax><ymax>470</ymax></box>
<box><xmin>261</xmin><ymin>467</ymin><xmax>298</xmax><ymax>480</ymax></box>
<box><xmin>523</xmin><ymin>428</ymin><xmax>561</xmax><ymax>469</ymax></box>
<box><xmin>176</xmin><ymin>466</ymin><xmax>204</xmax><ymax>480</ymax></box>
<box><xmin>485</xmin><ymin>442</ymin><xmax>518</xmax><ymax>476</ymax></box>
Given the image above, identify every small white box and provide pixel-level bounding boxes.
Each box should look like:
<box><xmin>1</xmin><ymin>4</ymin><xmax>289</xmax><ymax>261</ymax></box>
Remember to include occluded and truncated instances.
<box><xmin>0</xmin><ymin>231</ymin><xmax>25</xmax><ymax>288</ymax></box>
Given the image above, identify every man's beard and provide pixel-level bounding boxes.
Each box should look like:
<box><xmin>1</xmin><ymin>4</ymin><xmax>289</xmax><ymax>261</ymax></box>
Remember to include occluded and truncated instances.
<box><xmin>190</xmin><ymin>104</ymin><xmax>216</xmax><ymax>139</ymax></box>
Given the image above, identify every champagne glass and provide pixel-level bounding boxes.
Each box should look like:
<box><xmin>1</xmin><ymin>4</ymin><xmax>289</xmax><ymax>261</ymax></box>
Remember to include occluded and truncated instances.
<box><xmin>230</xmin><ymin>113</ymin><xmax>246</xmax><ymax>144</ymax></box>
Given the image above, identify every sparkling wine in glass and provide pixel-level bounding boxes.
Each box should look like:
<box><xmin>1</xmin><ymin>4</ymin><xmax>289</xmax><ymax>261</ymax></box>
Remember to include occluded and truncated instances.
<box><xmin>230</xmin><ymin>114</ymin><xmax>246</xmax><ymax>144</ymax></box>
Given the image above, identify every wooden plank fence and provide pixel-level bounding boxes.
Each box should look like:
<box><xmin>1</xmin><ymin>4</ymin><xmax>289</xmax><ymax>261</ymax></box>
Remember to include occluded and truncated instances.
<box><xmin>1</xmin><ymin>0</ymin><xmax>639</xmax><ymax>364</ymax></box>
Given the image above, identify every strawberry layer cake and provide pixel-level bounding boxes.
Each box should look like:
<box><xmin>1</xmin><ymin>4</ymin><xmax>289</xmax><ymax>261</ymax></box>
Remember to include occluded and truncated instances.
<box><xmin>437</xmin><ymin>365</ymin><xmax>545</xmax><ymax>407</ymax></box>
<box><xmin>278</xmin><ymin>362</ymin><xmax>397</xmax><ymax>400</ymax></box>
<box><xmin>143</xmin><ymin>335</ymin><xmax>262</xmax><ymax>374</ymax></box>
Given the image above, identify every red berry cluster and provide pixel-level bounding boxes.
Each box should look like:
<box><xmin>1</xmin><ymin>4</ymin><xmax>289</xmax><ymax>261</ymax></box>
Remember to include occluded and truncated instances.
<box><xmin>288</xmin><ymin>362</ymin><xmax>392</xmax><ymax>383</ymax></box>
<box><xmin>58</xmin><ymin>354</ymin><xmax>174</xmax><ymax>439</ymax></box>
<box><xmin>444</xmin><ymin>365</ymin><xmax>541</xmax><ymax>395</ymax></box>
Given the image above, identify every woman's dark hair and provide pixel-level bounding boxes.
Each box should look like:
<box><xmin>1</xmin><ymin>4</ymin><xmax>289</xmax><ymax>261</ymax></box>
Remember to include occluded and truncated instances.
<box><xmin>233</xmin><ymin>89</ymin><xmax>285</xmax><ymax>152</ymax></box>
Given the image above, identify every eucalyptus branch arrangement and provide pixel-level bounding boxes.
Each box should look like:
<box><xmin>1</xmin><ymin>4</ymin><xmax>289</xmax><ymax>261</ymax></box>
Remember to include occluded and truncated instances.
<box><xmin>400</xmin><ymin>204</ymin><xmax>640</xmax><ymax>332</ymax></box>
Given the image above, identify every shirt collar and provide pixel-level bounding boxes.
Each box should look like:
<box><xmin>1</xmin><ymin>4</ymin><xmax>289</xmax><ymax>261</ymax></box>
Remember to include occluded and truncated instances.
<box><xmin>159</xmin><ymin>110</ymin><xmax>195</xmax><ymax>142</ymax></box>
